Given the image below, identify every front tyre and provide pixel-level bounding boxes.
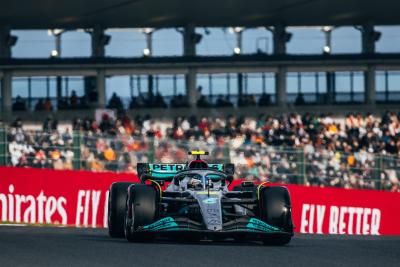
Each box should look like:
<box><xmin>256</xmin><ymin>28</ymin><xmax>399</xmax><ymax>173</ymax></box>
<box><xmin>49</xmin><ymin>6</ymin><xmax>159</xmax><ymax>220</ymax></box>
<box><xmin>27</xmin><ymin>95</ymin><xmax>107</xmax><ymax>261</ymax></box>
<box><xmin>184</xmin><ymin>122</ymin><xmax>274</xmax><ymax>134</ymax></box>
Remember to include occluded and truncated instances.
<box><xmin>125</xmin><ymin>184</ymin><xmax>158</xmax><ymax>242</ymax></box>
<box><xmin>108</xmin><ymin>182</ymin><xmax>133</xmax><ymax>238</ymax></box>
<box><xmin>259</xmin><ymin>186</ymin><xmax>294</xmax><ymax>245</ymax></box>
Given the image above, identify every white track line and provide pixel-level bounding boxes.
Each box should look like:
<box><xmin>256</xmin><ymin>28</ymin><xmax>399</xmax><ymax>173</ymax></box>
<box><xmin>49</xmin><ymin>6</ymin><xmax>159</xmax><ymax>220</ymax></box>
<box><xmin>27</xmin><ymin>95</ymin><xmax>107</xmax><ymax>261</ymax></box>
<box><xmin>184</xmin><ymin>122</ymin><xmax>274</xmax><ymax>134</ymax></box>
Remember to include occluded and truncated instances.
<box><xmin>0</xmin><ymin>223</ymin><xmax>28</xmax><ymax>227</ymax></box>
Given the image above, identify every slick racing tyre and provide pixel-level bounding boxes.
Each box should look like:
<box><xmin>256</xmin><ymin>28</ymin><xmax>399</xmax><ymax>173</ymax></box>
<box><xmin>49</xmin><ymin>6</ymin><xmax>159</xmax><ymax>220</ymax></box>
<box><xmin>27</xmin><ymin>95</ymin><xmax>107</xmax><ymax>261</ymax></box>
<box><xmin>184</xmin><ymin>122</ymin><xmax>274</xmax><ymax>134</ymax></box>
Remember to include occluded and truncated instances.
<box><xmin>259</xmin><ymin>186</ymin><xmax>294</xmax><ymax>245</ymax></box>
<box><xmin>108</xmin><ymin>182</ymin><xmax>133</xmax><ymax>238</ymax></box>
<box><xmin>125</xmin><ymin>184</ymin><xmax>158</xmax><ymax>242</ymax></box>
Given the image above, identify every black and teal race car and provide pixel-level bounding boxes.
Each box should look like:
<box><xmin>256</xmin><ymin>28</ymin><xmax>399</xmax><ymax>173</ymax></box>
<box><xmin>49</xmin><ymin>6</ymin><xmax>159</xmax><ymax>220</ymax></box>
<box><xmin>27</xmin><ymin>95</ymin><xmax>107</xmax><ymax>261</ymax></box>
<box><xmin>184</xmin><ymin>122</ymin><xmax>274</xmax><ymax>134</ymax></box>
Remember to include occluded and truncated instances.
<box><xmin>108</xmin><ymin>151</ymin><xmax>294</xmax><ymax>245</ymax></box>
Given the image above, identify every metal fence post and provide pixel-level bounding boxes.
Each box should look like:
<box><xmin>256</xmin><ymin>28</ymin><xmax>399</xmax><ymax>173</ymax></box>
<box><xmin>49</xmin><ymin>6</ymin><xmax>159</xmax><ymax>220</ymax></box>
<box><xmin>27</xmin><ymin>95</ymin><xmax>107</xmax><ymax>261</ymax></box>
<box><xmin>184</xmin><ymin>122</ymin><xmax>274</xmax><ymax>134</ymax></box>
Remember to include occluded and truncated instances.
<box><xmin>0</xmin><ymin>125</ymin><xmax>6</xmax><ymax>166</ymax></box>
<box><xmin>297</xmin><ymin>147</ymin><xmax>307</xmax><ymax>185</ymax></box>
<box><xmin>373</xmin><ymin>155</ymin><xmax>380</xmax><ymax>190</ymax></box>
<box><xmin>301</xmin><ymin>147</ymin><xmax>307</xmax><ymax>185</ymax></box>
<box><xmin>72</xmin><ymin>131</ymin><xmax>81</xmax><ymax>170</ymax></box>
<box><xmin>379</xmin><ymin>156</ymin><xmax>384</xmax><ymax>190</ymax></box>
<box><xmin>223</xmin><ymin>141</ymin><xmax>230</xmax><ymax>163</ymax></box>
<box><xmin>148</xmin><ymin>136</ymin><xmax>155</xmax><ymax>162</ymax></box>
<box><xmin>294</xmin><ymin>147</ymin><xmax>306</xmax><ymax>185</ymax></box>
<box><xmin>378</xmin><ymin>155</ymin><xmax>384</xmax><ymax>190</ymax></box>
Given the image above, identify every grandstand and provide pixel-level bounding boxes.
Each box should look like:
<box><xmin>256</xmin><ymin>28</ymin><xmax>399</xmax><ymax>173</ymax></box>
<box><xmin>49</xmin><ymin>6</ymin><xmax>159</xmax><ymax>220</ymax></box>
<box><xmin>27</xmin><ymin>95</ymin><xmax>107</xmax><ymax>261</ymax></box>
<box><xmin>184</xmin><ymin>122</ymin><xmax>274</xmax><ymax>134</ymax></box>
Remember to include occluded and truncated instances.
<box><xmin>2</xmin><ymin>111</ymin><xmax>400</xmax><ymax>191</ymax></box>
<box><xmin>0</xmin><ymin>0</ymin><xmax>399</xmax><ymax>192</ymax></box>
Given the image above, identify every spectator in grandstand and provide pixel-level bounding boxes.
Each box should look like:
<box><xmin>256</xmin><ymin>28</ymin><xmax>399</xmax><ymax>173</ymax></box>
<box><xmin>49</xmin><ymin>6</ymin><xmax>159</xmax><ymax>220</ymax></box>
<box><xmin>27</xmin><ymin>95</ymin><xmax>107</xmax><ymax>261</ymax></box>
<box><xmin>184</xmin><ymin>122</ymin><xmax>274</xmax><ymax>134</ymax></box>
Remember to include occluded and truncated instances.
<box><xmin>238</xmin><ymin>94</ymin><xmax>256</xmax><ymax>107</ymax></box>
<box><xmin>152</xmin><ymin>92</ymin><xmax>168</xmax><ymax>108</ymax></box>
<box><xmin>295</xmin><ymin>93</ymin><xmax>306</xmax><ymax>105</ymax></box>
<box><xmin>43</xmin><ymin>98</ymin><xmax>53</xmax><ymax>111</ymax></box>
<box><xmin>170</xmin><ymin>94</ymin><xmax>189</xmax><ymax>108</ymax></box>
<box><xmin>70</xmin><ymin>90</ymin><xmax>79</xmax><ymax>108</ymax></box>
<box><xmin>258</xmin><ymin>93</ymin><xmax>271</xmax><ymax>106</ymax></box>
<box><xmin>43</xmin><ymin>116</ymin><xmax>58</xmax><ymax>132</ymax></box>
<box><xmin>57</xmin><ymin>97</ymin><xmax>69</xmax><ymax>110</ymax></box>
<box><xmin>35</xmin><ymin>99</ymin><xmax>45</xmax><ymax>111</ymax></box>
<box><xmin>129</xmin><ymin>94</ymin><xmax>147</xmax><ymax>109</ymax></box>
<box><xmin>12</xmin><ymin>95</ymin><xmax>27</xmax><ymax>111</ymax></box>
<box><xmin>103</xmin><ymin>145</ymin><xmax>117</xmax><ymax>171</ymax></box>
<box><xmin>248</xmin><ymin>95</ymin><xmax>257</xmax><ymax>106</ymax></box>
<box><xmin>99</xmin><ymin>113</ymin><xmax>118</xmax><ymax>135</ymax></box>
<box><xmin>194</xmin><ymin>86</ymin><xmax>203</xmax><ymax>104</ymax></box>
<box><xmin>8</xmin><ymin>131</ymin><xmax>34</xmax><ymax>166</ymax></box>
<box><xmin>10</xmin><ymin>117</ymin><xmax>23</xmax><ymax>129</ymax></box>
<box><xmin>107</xmin><ymin>92</ymin><xmax>124</xmax><ymax>111</ymax></box>
<box><xmin>87</xmin><ymin>87</ymin><xmax>98</xmax><ymax>103</ymax></box>
<box><xmin>80</xmin><ymin>96</ymin><xmax>89</xmax><ymax>109</ymax></box>
<box><xmin>237</xmin><ymin>95</ymin><xmax>245</xmax><ymax>107</ymax></box>
<box><xmin>197</xmin><ymin>95</ymin><xmax>212</xmax><ymax>108</ymax></box>
<box><xmin>215</xmin><ymin>95</ymin><xmax>233</xmax><ymax>107</ymax></box>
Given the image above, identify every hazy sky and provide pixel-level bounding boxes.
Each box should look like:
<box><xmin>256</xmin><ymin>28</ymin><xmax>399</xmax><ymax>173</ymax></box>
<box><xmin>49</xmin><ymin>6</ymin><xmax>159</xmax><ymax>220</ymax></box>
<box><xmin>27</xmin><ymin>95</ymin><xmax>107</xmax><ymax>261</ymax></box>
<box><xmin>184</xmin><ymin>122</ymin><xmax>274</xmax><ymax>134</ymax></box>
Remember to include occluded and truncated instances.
<box><xmin>10</xmin><ymin>26</ymin><xmax>400</xmax><ymax>101</ymax></box>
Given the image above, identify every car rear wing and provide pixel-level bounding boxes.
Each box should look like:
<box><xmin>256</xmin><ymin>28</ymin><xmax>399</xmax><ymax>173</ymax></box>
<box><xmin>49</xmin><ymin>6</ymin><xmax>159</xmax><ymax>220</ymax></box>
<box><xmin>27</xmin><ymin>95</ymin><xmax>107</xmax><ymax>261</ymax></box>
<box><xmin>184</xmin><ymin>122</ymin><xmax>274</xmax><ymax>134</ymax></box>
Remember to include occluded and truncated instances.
<box><xmin>137</xmin><ymin>163</ymin><xmax>234</xmax><ymax>180</ymax></box>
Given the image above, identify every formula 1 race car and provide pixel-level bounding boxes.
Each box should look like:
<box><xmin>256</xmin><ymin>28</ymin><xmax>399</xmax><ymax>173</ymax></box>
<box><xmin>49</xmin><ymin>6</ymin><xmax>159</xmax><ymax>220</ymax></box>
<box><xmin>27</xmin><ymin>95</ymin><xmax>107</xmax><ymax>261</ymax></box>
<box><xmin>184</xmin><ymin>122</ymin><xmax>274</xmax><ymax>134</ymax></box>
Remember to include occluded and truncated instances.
<box><xmin>108</xmin><ymin>151</ymin><xmax>294</xmax><ymax>245</ymax></box>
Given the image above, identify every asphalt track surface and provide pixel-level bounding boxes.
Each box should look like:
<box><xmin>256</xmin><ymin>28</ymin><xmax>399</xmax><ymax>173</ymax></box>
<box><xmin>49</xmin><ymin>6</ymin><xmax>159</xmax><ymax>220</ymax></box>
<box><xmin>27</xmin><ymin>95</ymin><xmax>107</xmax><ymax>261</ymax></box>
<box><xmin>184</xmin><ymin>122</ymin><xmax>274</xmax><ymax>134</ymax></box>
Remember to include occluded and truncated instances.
<box><xmin>0</xmin><ymin>226</ymin><xmax>399</xmax><ymax>267</ymax></box>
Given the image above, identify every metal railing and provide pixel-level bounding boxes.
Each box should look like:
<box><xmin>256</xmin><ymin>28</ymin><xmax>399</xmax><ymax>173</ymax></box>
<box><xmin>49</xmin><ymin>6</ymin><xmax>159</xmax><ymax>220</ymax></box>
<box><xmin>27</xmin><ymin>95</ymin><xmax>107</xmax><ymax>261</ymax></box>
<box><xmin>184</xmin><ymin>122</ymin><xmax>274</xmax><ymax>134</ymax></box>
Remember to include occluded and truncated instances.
<box><xmin>1</xmin><ymin>126</ymin><xmax>399</xmax><ymax>191</ymax></box>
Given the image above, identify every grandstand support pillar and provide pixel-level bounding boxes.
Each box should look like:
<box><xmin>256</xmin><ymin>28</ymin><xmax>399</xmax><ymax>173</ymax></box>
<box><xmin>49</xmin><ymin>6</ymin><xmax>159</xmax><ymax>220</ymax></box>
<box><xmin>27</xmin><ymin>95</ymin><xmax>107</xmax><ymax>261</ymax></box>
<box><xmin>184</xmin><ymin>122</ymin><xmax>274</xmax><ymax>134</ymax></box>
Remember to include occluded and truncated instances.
<box><xmin>1</xmin><ymin>71</ymin><xmax>12</xmax><ymax>119</ymax></box>
<box><xmin>148</xmin><ymin>75</ymin><xmax>154</xmax><ymax>100</ymax></box>
<box><xmin>326</xmin><ymin>72</ymin><xmax>335</xmax><ymax>104</ymax></box>
<box><xmin>96</xmin><ymin>69</ymin><xmax>106</xmax><ymax>108</ymax></box>
<box><xmin>272</xmin><ymin>24</ymin><xmax>289</xmax><ymax>55</ymax></box>
<box><xmin>142</xmin><ymin>30</ymin><xmax>154</xmax><ymax>100</ymax></box>
<box><xmin>361</xmin><ymin>23</ymin><xmax>378</xmax><ymax>54</ymax></box>
<box><xmin>56</xmin><ymin>77</ymin><xmax>62</xmax><ymax>104</ymax></box>
<box><xmin>186</xmin><ymin>68</ymin><xmax>197</xmax><ymax>108</ymax></box>
<box><xmin>276</xmin><ymin>67</ymin><xmax>287</xmax><ymax>107</ymax></box>
<box><xmin>91</xmin><ymin>26</ymin><xmax>107</xmax><ymax>57</ymax></box>
<box><xmin>365</xmin><ymin>66</ymin><xmax>376</xmax><ymax>105</ymax></box>
<box><xmin>184</xmin><ymin>25</ymin><xmax>197</xmax><ymax>108</ymax></box>
<box><xmin>0</xmin><ymin>27</ymin><xmax>16</xmax><ymax>58</ymax></box>
<box><xmin>238</xmin><ymin>73</ymin><xmax>243</xmax><ymax>98</ymax></box>
<box><xmin>183</xmin><ymin>24</ymin><xmax>196</xmax><ymax>56</ymax></box>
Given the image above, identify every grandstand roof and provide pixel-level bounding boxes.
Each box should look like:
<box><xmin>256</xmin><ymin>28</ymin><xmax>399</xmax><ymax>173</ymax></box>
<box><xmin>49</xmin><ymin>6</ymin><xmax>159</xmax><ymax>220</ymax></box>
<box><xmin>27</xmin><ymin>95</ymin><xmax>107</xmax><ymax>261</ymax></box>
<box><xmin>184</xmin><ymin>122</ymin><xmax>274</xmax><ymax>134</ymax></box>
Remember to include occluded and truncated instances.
<box><xmin>1</xmin><ymin>0</ymin><xmax>400</xmax><ymax>29</ymax></box>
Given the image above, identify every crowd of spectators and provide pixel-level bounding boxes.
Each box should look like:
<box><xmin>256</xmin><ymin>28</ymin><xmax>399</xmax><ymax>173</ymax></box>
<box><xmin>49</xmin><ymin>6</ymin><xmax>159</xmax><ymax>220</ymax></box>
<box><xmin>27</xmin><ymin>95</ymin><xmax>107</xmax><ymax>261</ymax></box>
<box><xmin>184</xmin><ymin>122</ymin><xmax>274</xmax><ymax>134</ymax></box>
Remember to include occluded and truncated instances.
<box><xmin>12</xmin><ymin>90</ymin><xmax>92</xmax><ymax>112</ymax></box>
<box><xmin>197</xmin><ymin>93</ymin><xmax>274</xmax><ymax>108</ymax></box>
<box><xmin>123</xmin><ymin>91</ymin><xmax>272</xmax><ymax>109</ymax></box>
<box><xmin>7</xmin><ymin>117</ymin><xmax>75</xmax><ymax>170</ymax></box>
<box><xmin>12</xmin><ymin>96</ymin><xmax>28</xmax><ymax>111</ymax></box>
<box><xmin>58</xmin><ymin>90</ymin><xmax>91</xmax><ymax>110</ymax></box>
<box><xmin>129</xmin><ymin>92</ymin><xmax>168</xmax><ymax>109</ymax></box>
<box><xmin>34</xmin><ymin>98</ymin><xmax>54</xmax><ymax>111</ymax></box>
<box><xmin>12</xmin><ymin>90</ymin><xmax>313</xmax><ymax>111</ymax></box>
<box><xmin>4</xmin><ymin>111</ymin><xmax>400</xmax><ymax>192</ymax></box>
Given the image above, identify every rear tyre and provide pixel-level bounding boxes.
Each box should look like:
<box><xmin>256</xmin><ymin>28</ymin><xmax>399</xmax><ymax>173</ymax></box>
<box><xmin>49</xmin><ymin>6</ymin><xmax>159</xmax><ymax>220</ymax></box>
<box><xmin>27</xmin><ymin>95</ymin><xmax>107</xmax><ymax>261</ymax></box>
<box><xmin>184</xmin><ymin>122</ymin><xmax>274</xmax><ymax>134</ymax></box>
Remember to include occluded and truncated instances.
<box><xmin>108</xmin><ymin>182</ymin><xmax>133</xmax><ymax>238</ymax></box>
<box><xmin>125</xmin><ymin>184</ymin><xmax>158</xmax><ymax>242</ymax></box>
<box><xmin>259</xmin><ymin>186</ymin><xmax>293</xmax><ymax>245</ymax></box>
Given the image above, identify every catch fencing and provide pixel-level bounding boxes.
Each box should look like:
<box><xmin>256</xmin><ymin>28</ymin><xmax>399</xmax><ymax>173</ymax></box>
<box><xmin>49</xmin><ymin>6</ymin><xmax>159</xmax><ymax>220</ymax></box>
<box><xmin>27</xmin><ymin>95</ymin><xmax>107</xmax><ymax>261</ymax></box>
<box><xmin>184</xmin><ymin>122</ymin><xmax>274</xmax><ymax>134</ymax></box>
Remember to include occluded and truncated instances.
<box><xmin>1</xmin><ymin>126</ymin><xmax>399</xmax><ymax>190</ymax></box>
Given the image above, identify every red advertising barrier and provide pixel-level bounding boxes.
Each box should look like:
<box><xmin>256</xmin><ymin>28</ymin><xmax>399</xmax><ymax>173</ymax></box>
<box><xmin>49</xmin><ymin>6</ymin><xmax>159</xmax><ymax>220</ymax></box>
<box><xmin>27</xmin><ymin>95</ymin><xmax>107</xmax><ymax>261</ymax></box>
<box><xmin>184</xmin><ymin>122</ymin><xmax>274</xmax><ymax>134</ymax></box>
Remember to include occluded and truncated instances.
<box><xmin>282</xmin><ymin>184</ymin><xmax>400</xmax><ymax>235</ymax></box>
<box><xmin>0</xmin><ymin>167</ymin><xmax>138</xmax><ymax>228</ymax></box>
<box><xmin>1</xmin><ymin>167</ymin><xmax>400</xmax><ymax>235</ymax></box>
